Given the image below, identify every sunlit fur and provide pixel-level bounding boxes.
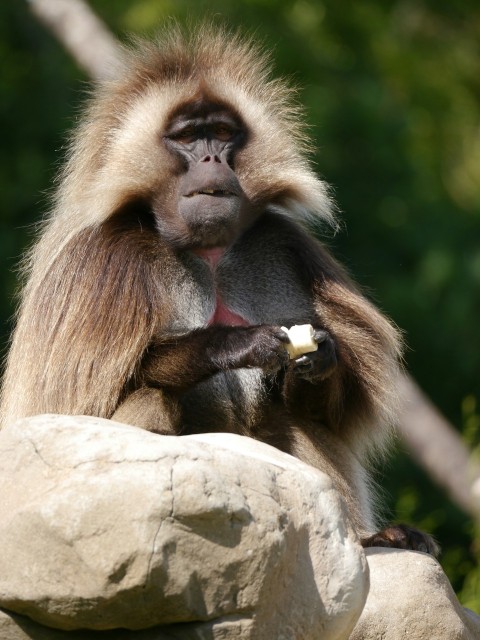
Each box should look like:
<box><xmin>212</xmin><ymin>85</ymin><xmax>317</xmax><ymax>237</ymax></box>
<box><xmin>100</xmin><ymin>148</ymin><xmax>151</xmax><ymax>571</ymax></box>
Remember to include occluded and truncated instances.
<box><xmin>1</xmin><ymin>26</ymin><xmax>403</xmax><ymax>539</ymax></box>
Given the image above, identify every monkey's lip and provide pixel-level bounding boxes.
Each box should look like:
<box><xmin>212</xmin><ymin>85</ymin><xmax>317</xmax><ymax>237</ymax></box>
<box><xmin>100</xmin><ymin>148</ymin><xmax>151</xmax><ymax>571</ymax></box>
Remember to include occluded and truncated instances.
<box><xmin>184</xmin><ymin>188</ymin><xmax>238</xmax><ymax>197</ymax></box>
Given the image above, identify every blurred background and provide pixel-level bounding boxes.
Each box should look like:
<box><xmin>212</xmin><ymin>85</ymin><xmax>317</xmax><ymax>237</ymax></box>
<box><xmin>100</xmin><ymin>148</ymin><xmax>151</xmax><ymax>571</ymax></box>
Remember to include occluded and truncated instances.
<box><xmin>1</xmin><ymin>0</ymin><xmax>479</xmax><ymax>608</ymax></box>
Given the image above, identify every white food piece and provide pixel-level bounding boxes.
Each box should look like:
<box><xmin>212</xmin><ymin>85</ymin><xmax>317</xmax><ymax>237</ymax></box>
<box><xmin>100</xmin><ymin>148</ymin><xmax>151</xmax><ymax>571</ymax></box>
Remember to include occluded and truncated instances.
<box><xmin>281</xmin><ymin>324</ymin><xmax>318</xmax><ymax>359</ymax></box>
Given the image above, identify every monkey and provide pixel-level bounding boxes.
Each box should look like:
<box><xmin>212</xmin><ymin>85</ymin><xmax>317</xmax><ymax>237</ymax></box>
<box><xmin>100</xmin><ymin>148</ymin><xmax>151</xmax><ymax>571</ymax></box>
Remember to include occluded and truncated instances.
<box><xmin>0</xmin><ymin>26</ymin><xmax>437</xmax><ymax>555</ymax></box>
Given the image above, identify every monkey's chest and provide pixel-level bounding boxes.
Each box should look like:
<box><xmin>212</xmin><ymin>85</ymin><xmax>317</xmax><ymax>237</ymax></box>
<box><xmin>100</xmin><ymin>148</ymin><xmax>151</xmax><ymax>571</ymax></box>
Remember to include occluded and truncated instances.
<box><xmin>167</xmin><ymin>238</ymin><xmax>314</xmax><ymax>331</ymax></box>
<box><xmin>164</xmin><ymin>222</ymin><xmax>315</xmax><ymax>432</ymax></box>
<box><xmin>215</xmin><ymin>250</ymin><xmax>314</xmax><ymax>326</ymax></box>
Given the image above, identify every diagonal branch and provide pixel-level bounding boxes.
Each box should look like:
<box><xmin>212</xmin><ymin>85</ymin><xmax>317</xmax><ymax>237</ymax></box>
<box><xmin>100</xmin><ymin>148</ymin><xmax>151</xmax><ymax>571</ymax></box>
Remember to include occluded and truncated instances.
<box><xmin>398</xmin><ymin>373</ymin><xmax>480</xmax><ymax>518</ymax></box>
<box><xmin>28</xmin><ymin>0</ymin><xmax>122</xmax><ymax>81</ymax></box>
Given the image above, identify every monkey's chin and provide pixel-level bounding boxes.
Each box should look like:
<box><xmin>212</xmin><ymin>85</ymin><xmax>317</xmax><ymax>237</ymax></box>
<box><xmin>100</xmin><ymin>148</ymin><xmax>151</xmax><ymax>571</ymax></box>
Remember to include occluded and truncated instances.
<box><xmin>179</xmin><ymin>194</ymin><xmax>250</xmax><ymax>246</ymax></box>
<box><xmin>180</xmin><ymin>192</ymin><xmax>243</xmax><ymax>219</ymax></box>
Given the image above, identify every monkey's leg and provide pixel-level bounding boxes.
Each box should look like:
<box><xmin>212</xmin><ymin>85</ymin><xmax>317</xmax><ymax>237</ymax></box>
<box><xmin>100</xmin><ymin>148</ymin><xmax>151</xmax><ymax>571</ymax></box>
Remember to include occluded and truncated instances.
<box><xmin>112</xmin><ymin>387</ymin><xmax>181</xmax><ymax>434</ymax></box>
<box><xmin>361</xmin><ymin>524</ymin><xmax>440</xmax><ymax>557</ymax></box>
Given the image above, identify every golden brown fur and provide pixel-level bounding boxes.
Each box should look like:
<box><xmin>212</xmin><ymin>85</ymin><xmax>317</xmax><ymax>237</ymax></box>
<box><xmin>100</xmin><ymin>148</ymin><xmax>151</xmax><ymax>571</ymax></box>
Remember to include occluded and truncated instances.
<box><xmin>0</xmin><ymin>26</ymin><xmax>414</xmax><ymax>544</ymax></box>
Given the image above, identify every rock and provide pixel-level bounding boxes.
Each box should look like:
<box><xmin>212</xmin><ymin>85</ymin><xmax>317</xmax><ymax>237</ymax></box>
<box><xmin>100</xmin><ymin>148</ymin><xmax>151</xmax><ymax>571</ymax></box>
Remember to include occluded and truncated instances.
<box><xmin>0</xmin><ymin>608</ymin><xmax>184</xmax><ymax>639</ymax></box>
<box><xmin>350</xmin><ymin>547</ymin><xmax>480</xmax><ymax>640</ymax></box>
<box><xmin>0</xmin><ymin>415</ymin><xmax>368</xmax><ymax>639</ymax></box>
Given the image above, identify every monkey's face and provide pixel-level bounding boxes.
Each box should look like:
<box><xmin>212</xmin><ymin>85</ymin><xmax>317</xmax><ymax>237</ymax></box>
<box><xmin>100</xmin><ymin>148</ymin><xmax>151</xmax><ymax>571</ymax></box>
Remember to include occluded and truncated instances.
<box><xmin>58</xmin><ymin>34</ymin><xmax>335</xmax><ymax>249</ymax></box>
<box><xmin>155</xmin><ymin>100</ymin><xmax>256</xmax><ymax>250</ymax></box>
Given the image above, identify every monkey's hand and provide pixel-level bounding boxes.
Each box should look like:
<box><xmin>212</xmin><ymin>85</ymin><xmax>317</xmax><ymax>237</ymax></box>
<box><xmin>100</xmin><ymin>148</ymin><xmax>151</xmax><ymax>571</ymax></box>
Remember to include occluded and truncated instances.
<box><xmin>220</xmin><ymin>325</ymin><xmax>290</xmax><ymax>374</ymax></box>
<box><xmin>292</xmin><ymin>329</ymin><xmax>337</xmax><ymax>381</ymax></box>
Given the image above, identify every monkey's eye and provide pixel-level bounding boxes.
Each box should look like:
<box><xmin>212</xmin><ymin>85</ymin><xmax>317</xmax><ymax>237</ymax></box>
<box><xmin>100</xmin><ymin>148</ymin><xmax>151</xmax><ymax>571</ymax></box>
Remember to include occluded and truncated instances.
<box><xmin>213</xmin><ymin>124</ymin><xmax>235</xmax><ymax>142</ymax></box>
<box><xmin>171</xmin><ymin>126</ymin><xmax>197</xmax><ymax>144</ymax></box>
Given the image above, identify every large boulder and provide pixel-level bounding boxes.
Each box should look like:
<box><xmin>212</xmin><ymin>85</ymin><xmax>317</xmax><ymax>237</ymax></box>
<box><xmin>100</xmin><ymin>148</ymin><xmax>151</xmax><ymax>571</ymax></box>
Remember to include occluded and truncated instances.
<box><xmin>0</xmin><ymin>415</ymin><xmax>368</xmax><ymax>639</ymax></box>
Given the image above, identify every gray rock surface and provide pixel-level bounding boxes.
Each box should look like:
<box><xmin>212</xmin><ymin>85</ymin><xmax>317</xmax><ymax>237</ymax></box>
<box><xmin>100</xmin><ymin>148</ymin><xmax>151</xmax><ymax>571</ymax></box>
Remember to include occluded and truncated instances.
<box><xmin>350</xmin><ymin>547</ymin><xmax>480</xmax><ymax>640</ymax></box>
<box><xmin>0</xmin><ymin>414</ymin><xmax>368</xmax><ymax>639</ymax></box>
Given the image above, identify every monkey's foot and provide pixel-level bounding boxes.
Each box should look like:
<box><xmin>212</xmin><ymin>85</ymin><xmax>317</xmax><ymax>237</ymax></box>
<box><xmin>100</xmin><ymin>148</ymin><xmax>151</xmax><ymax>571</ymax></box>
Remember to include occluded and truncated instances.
<box><xmin>361</xmin><ymin>524</ymin><xmax>439</xmax><ymax>557</ymax></box>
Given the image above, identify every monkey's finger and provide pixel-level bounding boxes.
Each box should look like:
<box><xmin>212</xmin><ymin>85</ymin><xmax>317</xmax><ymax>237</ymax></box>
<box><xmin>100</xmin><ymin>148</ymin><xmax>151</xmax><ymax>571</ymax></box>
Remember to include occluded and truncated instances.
<box><xmin>313</xmin><ymin>329</ymin><xmax>329</xmax><ymax>344</ymax></box>
<box><xmin>275</xmin><ymin>327</ymin><xmax>292</xmax><ymax>343</ymax></box>
<box><xmin>293</xmin><ymin>354</ymin><xmax>314</xmax><ymax>371</ymax></box>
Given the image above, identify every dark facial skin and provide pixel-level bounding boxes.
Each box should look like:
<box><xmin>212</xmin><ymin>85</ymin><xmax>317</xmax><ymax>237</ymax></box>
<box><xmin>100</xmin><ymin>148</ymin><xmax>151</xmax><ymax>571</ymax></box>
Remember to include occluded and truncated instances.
<box><xmin>161</xmin><ymin>102</ymin><xmax>254</xmax><ymax>249</ymax></box>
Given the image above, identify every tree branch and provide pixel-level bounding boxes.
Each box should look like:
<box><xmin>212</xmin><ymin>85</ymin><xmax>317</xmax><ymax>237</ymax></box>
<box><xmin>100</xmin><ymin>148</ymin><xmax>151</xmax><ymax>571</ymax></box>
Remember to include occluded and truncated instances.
<box><xmin>398</xmin><ymin>373</ymin><xmax>480</xmax><ymax>518</ymax></box>
<box><xmin>28</xmin><ymin>0</ymin><xmax>122</xmax><ymax>81</ymax></box>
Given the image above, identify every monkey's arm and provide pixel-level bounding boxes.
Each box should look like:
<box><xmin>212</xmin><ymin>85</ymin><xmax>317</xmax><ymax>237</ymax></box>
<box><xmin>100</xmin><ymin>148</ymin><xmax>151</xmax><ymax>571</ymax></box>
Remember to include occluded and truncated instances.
<box><xmin>285</xmin><ymin>236</ymin><xmax>402</xmax><ymax>441</ymax></box>
<box><xmin>113</xmin><ymin>324</ymin><xmax>289</xmax><ymax>434</ymax></box>
<box><xmin>140</xmin><ymin>325</ymin><xmax>289</xmax><ymax>391</ymax></box>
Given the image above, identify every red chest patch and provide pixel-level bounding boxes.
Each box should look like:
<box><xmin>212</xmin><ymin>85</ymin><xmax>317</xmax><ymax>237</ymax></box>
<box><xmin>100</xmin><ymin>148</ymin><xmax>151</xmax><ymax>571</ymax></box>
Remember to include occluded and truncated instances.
<box><xmin>192</xmin><ymin>247</ymin><xmax>250</xmax><ymax>327</ymax></box>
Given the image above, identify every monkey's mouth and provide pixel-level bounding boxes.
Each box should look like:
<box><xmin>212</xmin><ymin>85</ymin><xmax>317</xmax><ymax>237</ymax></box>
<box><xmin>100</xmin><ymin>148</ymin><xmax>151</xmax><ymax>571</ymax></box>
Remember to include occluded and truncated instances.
<box><xmin>185</xmin><ymin>189</ymin><xmax>236</xmax><ymax>197</ymax></box>
<box><xmin>178</xmin><ymin>182</ymin><xmax>247</xmax><ymax>249</ymax></box>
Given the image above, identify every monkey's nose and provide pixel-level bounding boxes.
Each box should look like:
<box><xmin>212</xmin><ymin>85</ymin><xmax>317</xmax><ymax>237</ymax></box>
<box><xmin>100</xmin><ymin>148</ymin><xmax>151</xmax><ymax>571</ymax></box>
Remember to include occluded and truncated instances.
<box><xmin>200</xmin><ymin>155</ymin><xmax>222</xmax><ymax>163</ymax></box>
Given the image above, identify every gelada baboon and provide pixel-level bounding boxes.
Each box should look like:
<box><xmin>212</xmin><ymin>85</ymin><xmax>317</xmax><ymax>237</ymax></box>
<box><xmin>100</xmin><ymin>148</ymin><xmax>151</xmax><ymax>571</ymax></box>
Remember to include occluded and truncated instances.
<box><xmin>0</xmin><ymin>26</ymin><xmax>436</xmax><ymax>552</ymax></box>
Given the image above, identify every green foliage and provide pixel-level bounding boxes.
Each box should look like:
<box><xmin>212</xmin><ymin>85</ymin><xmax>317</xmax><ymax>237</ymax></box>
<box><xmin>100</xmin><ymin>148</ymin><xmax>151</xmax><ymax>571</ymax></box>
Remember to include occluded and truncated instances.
<box><xmin>1</xmin><ymin>0</ymin><xmax>479</xmax><ymax>609</ymax></box>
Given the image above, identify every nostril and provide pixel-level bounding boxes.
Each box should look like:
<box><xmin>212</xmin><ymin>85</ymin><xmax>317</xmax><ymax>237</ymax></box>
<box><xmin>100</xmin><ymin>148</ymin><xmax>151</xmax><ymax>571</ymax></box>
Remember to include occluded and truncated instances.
<box><xmin>200</xmin><ymin>155</ymin><xmax>222</xmax><ymax>163</ymax></box>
